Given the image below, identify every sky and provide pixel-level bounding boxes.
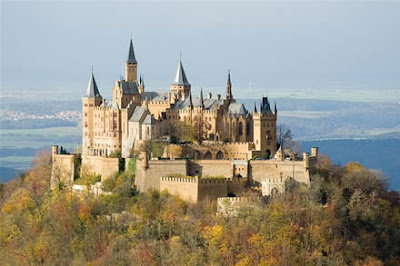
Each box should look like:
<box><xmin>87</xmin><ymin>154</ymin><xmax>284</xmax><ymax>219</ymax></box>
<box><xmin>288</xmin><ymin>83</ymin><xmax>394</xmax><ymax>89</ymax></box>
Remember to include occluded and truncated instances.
<box><xmin>1</xmin><ymin>1</ymin><xmax>400</xmax><ymax>98</ymax></box>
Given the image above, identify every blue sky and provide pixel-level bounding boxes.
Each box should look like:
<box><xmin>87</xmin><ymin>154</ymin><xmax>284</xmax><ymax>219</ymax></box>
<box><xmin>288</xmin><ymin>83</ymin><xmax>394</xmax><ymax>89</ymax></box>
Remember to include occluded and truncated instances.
<box><xmin>1</xmin><ymin>1</ymin><xmax>400</xmax><ymax>96</ymax></box>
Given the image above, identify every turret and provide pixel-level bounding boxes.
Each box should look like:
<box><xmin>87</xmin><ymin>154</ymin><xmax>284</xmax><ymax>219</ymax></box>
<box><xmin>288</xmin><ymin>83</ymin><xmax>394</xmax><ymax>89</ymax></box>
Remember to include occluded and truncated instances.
<box><xmin>139</xmin><ymin>74</ymin><xmax>145</xmax><ymax>94</ymax></box>
<box><xmin>226</xmin><ymin>70</ymin><xmax>233</xmax><ymax>101</ymax></box>
<box><xmin>82</xmin><ymin>71</ymin><xmax>102</xmax><ymax>156</ymax></box>
<box><xmin>125</xmin><ymin>39</ymin><xmax>138</xmax><ymax>82</ymax></box>
<box><xmin>170</xmin><ymin>58</ymin><xmax>191</xmax><ymax>99</ymax></box>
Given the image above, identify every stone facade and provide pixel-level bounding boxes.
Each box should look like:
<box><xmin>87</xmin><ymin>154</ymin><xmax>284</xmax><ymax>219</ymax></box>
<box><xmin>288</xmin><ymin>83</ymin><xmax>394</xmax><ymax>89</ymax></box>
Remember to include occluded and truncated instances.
<box><xmin>81</xmin><ymin>39</ymin><xmax>277</xmax><ymax>160</ymax></box>
<box><xmin>50</xmin><ymin>38</ymin><xmax>319</xmax><ymax>202</ymax></box>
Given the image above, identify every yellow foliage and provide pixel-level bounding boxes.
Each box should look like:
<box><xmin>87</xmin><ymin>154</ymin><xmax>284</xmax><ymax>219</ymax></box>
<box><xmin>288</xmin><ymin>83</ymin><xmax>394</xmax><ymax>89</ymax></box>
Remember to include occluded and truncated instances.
<box><xmin>345</xmin><ymin>161</ymin><xmax>366</xmax><ymax>173</ymax></box>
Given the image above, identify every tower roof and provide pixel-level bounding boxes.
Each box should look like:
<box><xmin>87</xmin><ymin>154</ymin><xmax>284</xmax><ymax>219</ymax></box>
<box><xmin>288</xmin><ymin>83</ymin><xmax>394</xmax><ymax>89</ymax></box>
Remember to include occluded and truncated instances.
<box><xmin>197</xmin><ymin>88</ymin><xmax>204</xmax><ymax>108</ymax></box>
<box><xmin>127</xmin><ymin>39</ymin><xmax>137</xmax><ymax>64</ymax></box>
<box><xmin>85</xmin><ymin>71</ymin><xmax>101</xmax><ymax>98</ymax></box>
<box><xmin>227</xmin><ymin>70</ymin><xmax>232</xmax><ymax>87</ymax></box>
<box><xmin>172</xmin><ymin>59</ymin><xmax>190</xmax><ymax>86</ymax></box>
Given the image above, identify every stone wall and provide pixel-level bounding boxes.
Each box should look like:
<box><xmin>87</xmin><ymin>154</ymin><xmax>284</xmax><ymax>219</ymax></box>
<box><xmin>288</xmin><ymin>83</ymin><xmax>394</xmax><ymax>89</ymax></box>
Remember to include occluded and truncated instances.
<box><xmin>81</xmin><ymin>155</ymin><xmax>120</xmax><ymax>181</ymax></box>
<box><xmin>187</xmin><ymin>160</ymin><xmax>233</xmax><ymax>177</ymax></box>
<box><xmin>51</xmin><ymin>153</ymin><xmax>80</xmax><ymax>189</ymax></box>
<box><xmin>135</xmin><ymin>159</ymin><xmax>187</xmax><ymax>192</ymax></box>
<box><xmin>198</xmin><ymin>178</ymin><xmax>228</xmax><ymax>201</ymax></box>
<box><xmin>250</xmin><ymin>160</ymin><xmax>309</xmax><ymax>187</ymax></box>
<box><xmin>160</xmin><ymin>176</ymin><xmax>199</xmax><ymax>202</ymax></box>
<box><xmin>227</xmin><ymin>177</ymin><xmax>248</xmax><ymax>196</ymax></box>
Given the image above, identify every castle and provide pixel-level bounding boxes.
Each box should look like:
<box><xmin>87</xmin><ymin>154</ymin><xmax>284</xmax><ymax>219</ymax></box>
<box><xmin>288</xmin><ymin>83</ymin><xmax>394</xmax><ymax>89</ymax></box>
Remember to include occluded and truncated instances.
<box><xmin>51</xmin><ymin>39</ymin><xmax>318</xmax><ymax>202</ymax></box>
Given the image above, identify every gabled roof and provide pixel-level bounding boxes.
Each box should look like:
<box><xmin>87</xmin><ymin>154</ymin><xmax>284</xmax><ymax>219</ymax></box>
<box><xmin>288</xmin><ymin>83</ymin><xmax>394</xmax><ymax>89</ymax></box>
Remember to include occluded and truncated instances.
<box><xmin>228</xmin><ymin>103</ymin><xmax>247</xmax><ymax>116</ymax></box>
<box><xmin>143</xmin><ymin>114</ymin><xmax>155</xmax><ymax>125</ymax></box>
<box><xmin>173</xmin><ymin>96</ymin><xmax>224</xmax><ymax>110</ymax></box>
<box><xmin>129</xmin><ymin>106</ymin><xmax>148</xmax><ymax>122</ymax></box>
<box><xmin>119</xmin><ymin>81</ymin><xmax>138</xmax><ymax>95</ymax></box>
<box><xmin>127</xmin><ymin>39</ymin><xmax>137</xmax><ymax>64</ymax></box>
<box><xmin>172</xmin><ymin>60</ymin><xmax>190</xmax><ymax>86</ymax></box>
<box><xmin>85</xmin><ymin>72</ymin><xmax>101</xmax><ymax>98</ymax></box>
<box><xmin>141</xmin><ymin>91</ymin><xmax>169</xmax><ymax>102</ymax></box>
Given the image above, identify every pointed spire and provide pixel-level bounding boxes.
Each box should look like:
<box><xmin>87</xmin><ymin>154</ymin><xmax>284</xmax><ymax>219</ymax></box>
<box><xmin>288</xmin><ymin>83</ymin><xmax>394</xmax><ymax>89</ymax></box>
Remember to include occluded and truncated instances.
<box><xmin>139</xmin><ymin>74</ymin><xmax>145</xmax><ymax>88</ymax></box>
<box><xmin>172</xmin><ymin>58</ymin><xmax>190</xmax><ymax>86</ymax></box>
<box><xmin>188</xmin><ymin>91</ymin><xmax>193</xmax><ymax>108</ymax></box>
<box><xmin>127</xmin><ymin>39</ymin><xmax>137</xmax><ymax>64</ymax></box>
<box><xmin>85</xmin><ymin>70</ymin><xmax>101</xmax><ymax>98</ymax></box>
<box><xmin>274</xmin><ymin>101</ymin><xmax>277</xmax><ymax>113</ymax></box>
<box><xmin>199</xmin><ymin>88</ymin><xmax>204</xmax><ymax>108</ymax></box>
<box><xmin>226</xmin><ymin>69</ymin><xmax>233</xmax><ymax>101</ymax></box>
<box><xmin>253</xmin><ymin>101</ymin><xmax>257</xmax><ymax>113</ymax></box>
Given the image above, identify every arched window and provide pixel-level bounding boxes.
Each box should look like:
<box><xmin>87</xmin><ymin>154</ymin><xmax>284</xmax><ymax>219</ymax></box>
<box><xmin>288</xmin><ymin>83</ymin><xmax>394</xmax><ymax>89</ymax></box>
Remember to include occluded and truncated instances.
<box><xmin>239</xmin><ymin>122</ymin><xmax>243</xmax><ymax>136</ymax></box>
<box><xmin>246</xmin><ymin>122</ymin><xmax>250</xmax><ymax>136</ymax></box>
<box><xmin>194</xmin><ymin>151</ymin><xmax>201</xmax><ymax>160</ymax></box>
<box><xmin>204</xmin><ymin>151</ymin><xmax>212</xmax><ymax>160</ymax></box>
<box><xmin>216</xmin><ymin>151</ymin><xmax>224</xmax><ymax>160</ymax></box>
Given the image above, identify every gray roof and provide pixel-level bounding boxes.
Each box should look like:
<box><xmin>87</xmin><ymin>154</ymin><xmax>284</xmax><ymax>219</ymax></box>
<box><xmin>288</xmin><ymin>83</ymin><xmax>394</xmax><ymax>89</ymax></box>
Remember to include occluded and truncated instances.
<box><xmin>228</xmin><ymin>103</ymin><xmax>247</xmax><ymax>115</ymax></box>
<box><xmin>172</xmin><ymin>60</ymin><xmax>190</xmax><ymax>86</ymax></box>
<box><xmin>129</xmin><ymin>106</ymin><xmax>148</xmax><ymax>122</ymax></box>
<box><xmin>119</xmin><ymin>81</ymin><xmax>138</xmax><ymax>95</ymax></box>
<box><xmin>141</xmin><ymin>91</ymin><xmax>169</xmax><ymax>102</ymax></box>
<box><xmin>127</xmin><ymin>39</ymin><xmax>137</xmax><ymax>64</ymax></box>
<box><xmin>260</xmin><ymin>97</ymin><xmax>273</xmax><ymax>114</ymax></box>
<box><xmin>173</xmin><ymin>96</ymin><xmax>224</xmax><ymax>110</ymax></box>
<box><xmin>85</xmin><ymin>72</ymin><xmax>101</xmax><ymax>98</ymax></box>
<box><xmin>143</xmin><ymin>114</ymin><xmax>155</xmax><ymax>125</ymax></box>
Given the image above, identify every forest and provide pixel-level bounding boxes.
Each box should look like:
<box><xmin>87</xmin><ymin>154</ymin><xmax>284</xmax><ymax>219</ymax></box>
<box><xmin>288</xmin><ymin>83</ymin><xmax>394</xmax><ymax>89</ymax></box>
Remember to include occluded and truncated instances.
<box><xmin>0</xmin><ymin>152</ymin><xmax>399</xmax><ymax>265</ymax></box>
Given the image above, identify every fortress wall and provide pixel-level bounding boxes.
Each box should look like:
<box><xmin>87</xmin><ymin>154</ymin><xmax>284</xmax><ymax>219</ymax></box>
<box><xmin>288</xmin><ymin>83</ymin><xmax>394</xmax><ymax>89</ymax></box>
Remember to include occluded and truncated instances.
<box><xmin>227</xmin><ymin>177</ymin><xmax>248</xmax><ymax>196</ymax></box>
<box><xmin>187</xmin><ymin>160</ymin><xmax>233</xmax><ymax>177</ymax></box>
<box><xmin>250</xmin><ymin>160</ymin><xmax>309</xmax><ymax>186</ymax></box>
<box><xmin>160</xmin><ymin>176</ymin><xmax>199</xmax><ymax>202</ymax></box>
<box><xmin>81</xmin><ymin>156</ymin><xmax>120</xmax><ymax>181</ymax></box>
<box><xmin>135</xmin><ymin>159</ymin><xmax>188</xmax><ymax>192</ymax></box>
<box><xmin>51</xmin><ymin>154</ymin><xmax>80</xmax><ymax>189</ymax></box>
<box><xmin>198</xmin><ymin>178</ymin><xmax>228</xmax><ymax>201</ymax></box>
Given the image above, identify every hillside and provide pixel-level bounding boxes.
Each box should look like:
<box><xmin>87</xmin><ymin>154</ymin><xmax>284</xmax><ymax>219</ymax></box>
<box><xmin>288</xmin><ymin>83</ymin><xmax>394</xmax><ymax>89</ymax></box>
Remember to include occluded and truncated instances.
<box><xmin>0</xmin><ymin>153</ymin><xmax>399</xmax><ymax>265</ymax></box>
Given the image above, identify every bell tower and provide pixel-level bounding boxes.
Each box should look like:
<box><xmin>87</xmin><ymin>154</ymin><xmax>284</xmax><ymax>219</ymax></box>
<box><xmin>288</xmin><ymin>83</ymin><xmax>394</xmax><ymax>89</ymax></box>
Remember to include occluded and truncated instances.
<box><xmin>125</xmin><ymin>39</ymin><xmax>137</xmax><ymax>82</ymax></box>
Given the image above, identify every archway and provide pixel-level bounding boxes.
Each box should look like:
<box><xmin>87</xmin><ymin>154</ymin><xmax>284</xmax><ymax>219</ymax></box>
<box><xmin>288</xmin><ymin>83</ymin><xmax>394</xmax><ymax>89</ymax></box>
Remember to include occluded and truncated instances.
<box><xmin>266</xmin><ymin>149</ymin><xmax>271</xmax><ymax>159</ymax></box>
<box><xmin>204</xmin><ymin>151</ymin><xmax>212</xmax><ymax>160</ymax></box>
<box><xmin>271</xmin><ymin>187</ymin><xmax>279</xmax><ymax>196</ymax></box>
<box><xmin>194</xmin><ymin>151</ymin><xmax>201</xmax><ymax>160</ymax></box>
<box><xmin>216</xmin><ymin>151</ymin><xmax>224</xmax><ymax>160</ymax></box>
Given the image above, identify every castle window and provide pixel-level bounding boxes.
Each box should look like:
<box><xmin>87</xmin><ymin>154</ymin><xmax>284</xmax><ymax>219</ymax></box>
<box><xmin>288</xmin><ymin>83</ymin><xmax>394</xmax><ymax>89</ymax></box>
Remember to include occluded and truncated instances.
<box><xmin>239</xmin><ymin>122</ymin><xmax>243</xmax><ymax>136</ymax></box>
<box><xmin>85</xmin><ymin>112</ymin><xmax>87</xmax><ymax>116</ymax></box>
<box><xmin>246</xmin><ymin>122</ymin><xmax>250</xmax><ymax>136</ymax></box>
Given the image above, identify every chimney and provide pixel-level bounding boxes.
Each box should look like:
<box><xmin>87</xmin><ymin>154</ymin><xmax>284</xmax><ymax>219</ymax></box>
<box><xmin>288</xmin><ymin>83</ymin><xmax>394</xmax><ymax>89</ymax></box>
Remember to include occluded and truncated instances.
<box><xmin>208</xmin><ymin>92</ymin><xmax>212</xmax><ymax>99</ymax></box>
<box><xmin>217</xmin><ymin>94</ymin><xmax>221</xmax><ymax>100</ymax></box>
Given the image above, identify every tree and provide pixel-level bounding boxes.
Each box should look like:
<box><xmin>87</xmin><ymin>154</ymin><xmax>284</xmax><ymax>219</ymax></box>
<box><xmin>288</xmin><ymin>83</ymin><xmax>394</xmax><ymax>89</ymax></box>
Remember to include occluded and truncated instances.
<box><xmin>276</xmin><ymin>123</ymin><xmax>293</xmax><ymax>149</ymax></box>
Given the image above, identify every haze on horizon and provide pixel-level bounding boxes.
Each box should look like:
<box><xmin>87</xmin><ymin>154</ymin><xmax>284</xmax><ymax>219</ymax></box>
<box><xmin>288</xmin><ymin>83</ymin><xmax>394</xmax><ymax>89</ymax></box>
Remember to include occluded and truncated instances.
<box><xmin>1</xmin><ymin>1</ymin><xmax>400</xmax><ymax>97</ymax></box>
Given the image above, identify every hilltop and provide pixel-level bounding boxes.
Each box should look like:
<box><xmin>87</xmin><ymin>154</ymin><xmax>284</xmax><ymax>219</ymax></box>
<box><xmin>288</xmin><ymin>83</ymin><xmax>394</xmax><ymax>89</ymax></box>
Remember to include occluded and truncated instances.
<box><xmin>1</xmin><ymin>152</ymin><xmax>399</xmax><ymax>265</ymax></box>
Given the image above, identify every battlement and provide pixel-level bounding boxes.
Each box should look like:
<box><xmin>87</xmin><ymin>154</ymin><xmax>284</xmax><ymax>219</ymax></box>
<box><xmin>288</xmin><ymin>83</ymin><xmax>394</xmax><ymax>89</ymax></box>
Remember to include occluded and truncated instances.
<box><xmin>161</xmin><ymin>176</ymin><xmax>198</xmax><ymax>183</ymax></box>
<box><xmin>199</xmin><ymin>178</ymin><xmax>226</xmax><ymax>185</ymax></box>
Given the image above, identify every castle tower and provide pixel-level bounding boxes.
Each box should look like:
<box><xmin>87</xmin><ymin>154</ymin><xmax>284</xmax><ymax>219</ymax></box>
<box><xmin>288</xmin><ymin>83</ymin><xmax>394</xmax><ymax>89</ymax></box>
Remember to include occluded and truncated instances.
<box><xmin>138</xmin><ymin>74</ymin><xmax>145</xmax><ymax>94</ymax></box>
<box><xmin>125</xmin><ymin>39</ymin><xmax>137</xmax><ymax>82</ymax></box>
<box><xmin>226</xmin><ymin>70</ymin><xmax>233</xmax><ymax>102</ymax></box>
<box><xmin>170</xmin><ymin>58</ymin><xmax>191</xmax><ymax>99</ymax></box>
<box><xmin>82</xmin><ymin>71</ymin><xmax>102</xmax><ymax>156</ymax></box>
<box><xmin>253</xmin><ymin>97</ymin><xmax>277</xmax><ymax>158</ymax></box>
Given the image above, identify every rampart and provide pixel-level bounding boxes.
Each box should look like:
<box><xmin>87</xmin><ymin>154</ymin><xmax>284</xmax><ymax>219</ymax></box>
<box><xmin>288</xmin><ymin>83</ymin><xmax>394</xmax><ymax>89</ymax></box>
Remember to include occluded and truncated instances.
<box><xmin>81</xmin><ymin>155</ymin><xmax>120</xmax><ymax>181</ymax></box>
<box><xmin>160</xmin><ymin>176</ymin><xmax>228</xmax><ymax>202</ymax></box>
<box><xmin>51</xmin><ymin>145</ymin><xmax>80</xmax><ymax>189</ymax></box>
